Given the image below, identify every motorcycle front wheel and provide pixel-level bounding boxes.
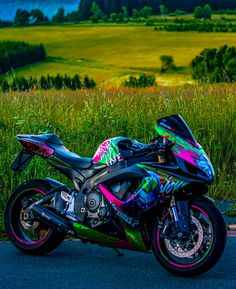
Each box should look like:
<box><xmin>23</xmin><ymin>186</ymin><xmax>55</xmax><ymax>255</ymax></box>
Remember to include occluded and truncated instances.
<box><xmin>152</xmin><ymin>199</ymin><xmax>226</xmax><ymax>277</ymax></box>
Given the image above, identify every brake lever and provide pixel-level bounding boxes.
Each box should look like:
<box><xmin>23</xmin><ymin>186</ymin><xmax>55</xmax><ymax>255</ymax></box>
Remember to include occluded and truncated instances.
<box><xmin>159</xmin><ymin>138</ymin><xmax>174</xmax><ymax>151</ymax></box>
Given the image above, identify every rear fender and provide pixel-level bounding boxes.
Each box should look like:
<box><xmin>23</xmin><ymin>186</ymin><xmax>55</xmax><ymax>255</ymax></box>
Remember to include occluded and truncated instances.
<box><xmin>11</xmin><ymin>150</ymin><xmax>34</xmax><ymax>172</ymax></box>
<box><xmin>45</xmin><ymin>177</ymin><xmax>68</xmax><ymax>190</ymax></box>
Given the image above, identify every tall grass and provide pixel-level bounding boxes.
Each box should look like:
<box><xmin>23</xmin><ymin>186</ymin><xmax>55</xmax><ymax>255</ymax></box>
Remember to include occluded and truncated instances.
<box><xmin>0</xmin><ymin>84</ymin><xmax>235</xmax><ymax>232</ymax></box>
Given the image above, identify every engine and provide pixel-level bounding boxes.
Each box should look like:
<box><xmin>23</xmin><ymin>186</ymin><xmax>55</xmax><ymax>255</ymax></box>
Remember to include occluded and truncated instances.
<box><xmin>52</xmin><ymin>187</ymin><xmax>111</xmax><ymax>228</ymax></box>
<box><xmin>84</xmin><ymin>189</ymin><xmax>111</xmax><ymax>228</ymax></box>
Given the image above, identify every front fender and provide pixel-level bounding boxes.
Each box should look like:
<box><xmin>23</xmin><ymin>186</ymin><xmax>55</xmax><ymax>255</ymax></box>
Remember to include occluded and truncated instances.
<box><xmin>195</xmin><ymin>195</ymin><xmax>215</xmax><ymax>205</ymax></box>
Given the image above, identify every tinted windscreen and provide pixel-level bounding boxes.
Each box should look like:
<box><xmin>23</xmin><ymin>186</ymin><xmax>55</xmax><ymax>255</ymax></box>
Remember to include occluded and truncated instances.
<box><xmin>157</xmin><ymin>114</ymin><xmax>198</xmax><ymax>146</ymax></box>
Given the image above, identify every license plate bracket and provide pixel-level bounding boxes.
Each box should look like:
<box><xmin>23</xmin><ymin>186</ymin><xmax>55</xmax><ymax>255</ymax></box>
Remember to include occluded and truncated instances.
<box><xmin>11</xmin><ymin>150</ymin><xmax>33</xmax><ymax>172</ymax></box>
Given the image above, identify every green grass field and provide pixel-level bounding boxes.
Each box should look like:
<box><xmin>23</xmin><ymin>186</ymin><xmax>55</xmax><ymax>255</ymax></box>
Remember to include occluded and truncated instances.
<box><xmin>1</xmin><ymin>26</ymin><xmax>236</xmax><ymax>86</ymax></box>
<box><xmin>0</xmin><ymin>24</ymin><xmax>236</xmax><ymax>233</ymax></box>
<box><xmin>0</xmin><ymin>85</ymin><xmax>235</xmax><ymax>232</ymax></box>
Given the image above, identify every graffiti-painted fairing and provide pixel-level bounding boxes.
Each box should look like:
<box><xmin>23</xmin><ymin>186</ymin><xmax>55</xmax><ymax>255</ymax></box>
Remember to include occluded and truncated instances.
<box><xmin>93</xmin><ymin>137</ymin><xmax>146</xmax><ymax>166</ymax></box>
<box><xmin>156</xmin><ymin>115</ymin><xmax>214</xmax><ymax>183</ymax></box>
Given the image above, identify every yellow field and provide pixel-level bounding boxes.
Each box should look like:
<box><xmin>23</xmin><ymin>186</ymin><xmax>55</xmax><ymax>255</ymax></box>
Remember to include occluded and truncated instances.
<box><xmin>1</xmin><ymin>26</ymin><xmax>236</xmax><ymax>85</ymax></box>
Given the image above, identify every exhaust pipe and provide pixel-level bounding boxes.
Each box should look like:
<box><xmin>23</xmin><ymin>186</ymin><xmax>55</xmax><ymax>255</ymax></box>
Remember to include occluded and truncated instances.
<box><xmin>31</xmin><ymin>204</ymin><xmax>75</xmax><ymax>235</ymax></box>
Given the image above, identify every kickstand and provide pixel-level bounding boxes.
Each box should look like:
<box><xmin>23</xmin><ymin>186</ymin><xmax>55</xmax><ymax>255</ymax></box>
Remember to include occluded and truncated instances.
<box><xmin>113</xmin><ymin>248</ymin><xmax>124</xmax><ymax>257</ymax></box>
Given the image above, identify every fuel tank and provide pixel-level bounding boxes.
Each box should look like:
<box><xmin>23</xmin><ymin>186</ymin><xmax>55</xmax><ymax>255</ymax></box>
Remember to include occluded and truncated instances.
<box><xmin>93</xmin><ymin>137</ymin><xmax>146</xmax><ymax>166</ymax></box>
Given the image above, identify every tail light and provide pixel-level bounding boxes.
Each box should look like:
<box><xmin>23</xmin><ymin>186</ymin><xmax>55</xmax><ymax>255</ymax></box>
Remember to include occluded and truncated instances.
<box><xmin>19</xmin><ymin>140</ymin><xmax>54</xmax><ymax>157</ymax></box>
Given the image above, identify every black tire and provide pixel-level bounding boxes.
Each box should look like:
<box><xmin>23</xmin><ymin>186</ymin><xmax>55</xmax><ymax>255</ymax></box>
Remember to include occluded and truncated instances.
<box><xmin>5</xmin><ymin>179</ymin><xmax>65</xmax><ymax>255</ymax></box>
<box><xmin>152</xmin><ymin>199</ymin><xmax>227</xmax><ymax>277</ymax></box>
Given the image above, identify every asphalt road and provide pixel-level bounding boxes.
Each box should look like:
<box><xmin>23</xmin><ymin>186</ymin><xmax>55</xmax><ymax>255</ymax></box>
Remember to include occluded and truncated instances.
<box><xmin>0</xmin><ymin>237</ymin><xmax>235</xmax><ymax>289</ymax></box>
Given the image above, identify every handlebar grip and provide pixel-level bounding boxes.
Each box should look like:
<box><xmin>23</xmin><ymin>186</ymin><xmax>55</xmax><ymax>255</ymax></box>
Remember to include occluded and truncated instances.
<box><xmin>134</xmin><ymin>147</ymin><xmax>150</xmax><ymax>155</ymax></box>
<box><xmin>134</xmin><ymin>144</ymin><xmax>159</xmax><ymax>155</ymax></box>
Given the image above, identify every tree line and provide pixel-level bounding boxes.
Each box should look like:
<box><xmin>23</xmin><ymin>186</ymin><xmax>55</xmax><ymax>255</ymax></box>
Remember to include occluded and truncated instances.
<box><xmin>0</xmin><ymin>74</ymin><xmax>96</xmax><ymax>92</ymax></box>
<box><xmin>78</xmin><ymin>0</ymin><xmax>236</xmax><ymax>20</ymax></box>
<box><xmin>0</xmin><ymin>20</ymin><xmax>12</xmax><ymax>28</ymax></box>
<box><xmin>0</xmin><ymin>41</ymin><xmax>46</xmax><ymax>74</ymax></box>
<box><xmin>154</xmin><ymin>4</ymin><xmax>236</xmax><ymax>32</ymax></box>
<box><xmin>1</xmin><ymin>2</ymin><xmax>236</xmax><ymax>27</ymax></box>
<box><xmin>12</xmin><ymin>8</ymin><xmax>80</xmax><ymax>26</ymax></box>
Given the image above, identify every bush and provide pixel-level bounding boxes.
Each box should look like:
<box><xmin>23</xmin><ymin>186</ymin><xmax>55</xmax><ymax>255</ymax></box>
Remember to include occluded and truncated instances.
<box><xmin>0</xmin><ymin>79</ymin><xmax>9</xmax><ymax>92</ymax></box>
<box><xmin>145</xmin><ymin>20</ymin><xmax>154</xmax><ymax>26</ymax></box>
<box><xmin>0</xmin><ymin>41</ymin><xmax>46</xmax><ymax>74</ymax></box>
<box><xmin>191</xmin><ymin>45</ymin><xmax>236</xmax><ymax>83</ymax></box>
<box><xmin>90</xmin><ymin>15</ymin><xmax>99</xmax><ymax>23</ymax></box>
<box><xmin>160</xmin><ymin>55</ymin><xmax>175</xmax><ymax>72</ymax></box>
<box><xmin>123</xmin><ymin>74</ymin><xmax>156</xmax><ymax>88</ymax></box>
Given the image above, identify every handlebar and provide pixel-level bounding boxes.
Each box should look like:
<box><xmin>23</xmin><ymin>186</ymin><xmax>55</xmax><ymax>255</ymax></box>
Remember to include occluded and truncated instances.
<box><xmin>132</xmin><ymin>143</ymin><xmax>161</xmax><ymax>155</ymax></box>
<box><xmin>132</xmin><ymin>138</ymin><xmax>174</xmax><ymax>156</ymax></box>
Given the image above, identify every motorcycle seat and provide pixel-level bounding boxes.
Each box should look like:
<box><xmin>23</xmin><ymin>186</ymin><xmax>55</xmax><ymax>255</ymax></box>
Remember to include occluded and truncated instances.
<box><xmin>53</xmin><ymin>146</ymin><xmax>93</xmax><ymax>169</ymax></box>
<box><xmin>31</xmin><ymin>134</ymin><xmax>63</xmax><ymax>146</ymax></box>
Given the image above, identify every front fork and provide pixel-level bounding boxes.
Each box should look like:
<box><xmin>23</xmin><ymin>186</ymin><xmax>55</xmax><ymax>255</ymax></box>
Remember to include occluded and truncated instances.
<box><xmin>169</xmin><ymin>197</ymin><xmax>190</xmax><ymax>237</ymax></box>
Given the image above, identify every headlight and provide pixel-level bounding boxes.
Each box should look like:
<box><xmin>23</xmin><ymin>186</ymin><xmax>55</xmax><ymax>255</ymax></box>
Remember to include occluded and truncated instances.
<box><xmin>195</xmin><ymin>154</ymin><xmax>214</xmax><ymax>181</ymax></box>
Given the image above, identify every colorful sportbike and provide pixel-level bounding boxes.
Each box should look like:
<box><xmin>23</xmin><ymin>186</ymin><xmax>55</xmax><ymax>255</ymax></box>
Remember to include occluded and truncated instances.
<box><xmin>5</xmin><ymin>114</ymin><xmax>226</xmax><ymax>277</ymax></box>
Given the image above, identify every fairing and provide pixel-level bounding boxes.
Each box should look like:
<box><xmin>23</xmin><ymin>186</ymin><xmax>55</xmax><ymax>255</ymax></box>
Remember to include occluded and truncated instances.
<box><xmin>156</xmin><ymin>115</ymin><xmax>214</xmax><ymax>183</ymax></box>
<box><xmin>157</xmin><ymin>114</ymin><xmax>198</xmax><ymax>147</ymax></box>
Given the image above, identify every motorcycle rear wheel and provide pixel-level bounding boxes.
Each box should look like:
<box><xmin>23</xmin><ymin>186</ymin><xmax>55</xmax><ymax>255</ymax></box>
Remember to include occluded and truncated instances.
<box><xmin>152</xmin><ymin>199</ymin><xmax>226</xmax><ymax>277</ymax></box>
<box><xmin>5</xmin><ymin>179</ymin><xmax>65</xmax><ymax>255</ymax></box>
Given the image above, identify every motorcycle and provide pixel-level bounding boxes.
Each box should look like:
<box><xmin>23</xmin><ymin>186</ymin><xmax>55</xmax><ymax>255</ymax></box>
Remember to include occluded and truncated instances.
<box><xmin>5</xmin><ymin>114</ymin><xmax>226</xmax><ymax>276</ymax></box>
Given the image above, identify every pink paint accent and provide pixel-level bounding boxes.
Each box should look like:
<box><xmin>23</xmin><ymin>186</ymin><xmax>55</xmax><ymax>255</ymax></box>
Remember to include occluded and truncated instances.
<box><xmin>127</xmin><ymin>193</ymin><xmax>135</xmax><ymax>201</ymax></box>
<box><xmin>12</xmin><ymin>229</ymin><xmax>49</xmax><ymax>245</ymax></box>
<box><xmin>191</xmin><ymin>205</ymin><xmax>209</xmax><ymax>218</ymax></box>
<box><xmin>93</xmin><ymin>155</ymin><xmax>101</xmax><ymax>163</ymax></box>
<box><xmin>168</xmin><ymin>259</ymin><xmax>197</xmax><ymax>268</ymax></box>
<box><xmin>173</xmin><ymin>145</ymin><xmax>200</xmax><ymax>166</ymax></box>
<box><xmin>99</xmin><ymin>184</ymin><xmax>125</xmax><ymax>208</ymax></box>
<box><xmin>11</xmin><ymin>188</ymin><xmax>50</xmax><ymax>246</ymax></box>
<box><xmin>93</xmin><ymin>140</ymin><xmax>111</xmax><ymax>162</ymax></box>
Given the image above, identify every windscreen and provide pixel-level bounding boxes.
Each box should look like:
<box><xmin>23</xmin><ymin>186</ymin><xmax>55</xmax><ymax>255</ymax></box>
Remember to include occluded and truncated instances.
<box><xmin>157</xmin><ymin>114</ymin><xmax>198</xmax><ymax>147</ymax></box>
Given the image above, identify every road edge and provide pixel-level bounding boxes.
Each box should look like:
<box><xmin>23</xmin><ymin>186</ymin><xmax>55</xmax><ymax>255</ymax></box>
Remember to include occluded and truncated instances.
<box><xmin>228</xmin><ymin>225</ymin><xmax>236</xmax><ymax>231</ymax></box>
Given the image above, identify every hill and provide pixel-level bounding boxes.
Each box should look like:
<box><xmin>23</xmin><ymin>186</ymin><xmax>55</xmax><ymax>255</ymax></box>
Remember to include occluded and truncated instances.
<box><xmin>1</xmin><ymin>26</ymin><xmax>236</xmax><ymax>86</ymax></box>
<box><xmin>0</xmin><ymin>0</ymin><xmax>80</xmax><ymax>20</ymax></box>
